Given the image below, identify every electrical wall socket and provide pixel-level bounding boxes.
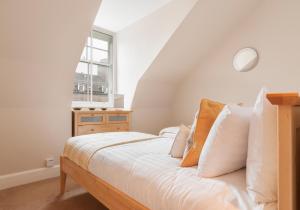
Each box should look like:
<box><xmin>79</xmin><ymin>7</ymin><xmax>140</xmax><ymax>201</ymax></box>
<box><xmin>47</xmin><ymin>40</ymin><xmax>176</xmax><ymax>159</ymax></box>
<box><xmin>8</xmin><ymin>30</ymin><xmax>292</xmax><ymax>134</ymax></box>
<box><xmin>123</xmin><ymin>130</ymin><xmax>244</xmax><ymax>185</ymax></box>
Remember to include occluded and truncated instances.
<box><xmin>45</xmin><ymin>157</ymin><xmax>55</xmax><ymax>168</ymax></box>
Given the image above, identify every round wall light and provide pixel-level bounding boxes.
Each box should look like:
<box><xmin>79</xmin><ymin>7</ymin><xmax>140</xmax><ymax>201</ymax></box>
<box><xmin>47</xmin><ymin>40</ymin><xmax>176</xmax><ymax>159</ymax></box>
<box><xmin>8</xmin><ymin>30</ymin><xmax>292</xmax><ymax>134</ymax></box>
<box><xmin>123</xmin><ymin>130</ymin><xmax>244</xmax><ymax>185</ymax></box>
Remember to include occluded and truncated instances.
<box><xmin>233</xmin><ymin>47</ymin><xmax>259</xmax><ymax>72</ymax></box>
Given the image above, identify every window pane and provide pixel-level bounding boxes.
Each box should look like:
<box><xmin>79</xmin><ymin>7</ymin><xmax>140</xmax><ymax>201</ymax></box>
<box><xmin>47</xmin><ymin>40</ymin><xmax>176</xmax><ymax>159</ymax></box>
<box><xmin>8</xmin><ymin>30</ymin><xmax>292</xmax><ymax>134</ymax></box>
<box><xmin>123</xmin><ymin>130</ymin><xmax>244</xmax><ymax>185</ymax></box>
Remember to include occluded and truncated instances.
<box><xmin>75</xmin><ymin>62</ymin><xmax>88</xmax><ymax>74</ymax></box>
<box><xmin>87</xmin><ymin>37</ymin><xmax>91</xmax><ymax>46</ymax></box>
<box><xmin>92</xmin><ymin>38</ymin><xmax>108</xmax><ymax>50</ymax></box>
<box><xmin>92</xmin><ymin>48</ymin><xmax>108</xmax><ymax>64</ymax></box>
<box><xmin>91</xmin><ymin>65</ymin><xmax>109</xmax><ymax>102</ymax></box>
<box><xmin>92</xmin><ymin>30</ymin><xmax>112</xmax><ymax>42</ymax></box>
<box><xmin>73</xmin><ymin>62</ymin><xmax>91</xmax><ymax>102</ymax></box>
<box><xmin>81</xmin><ymin>47</ymin><xmax>93</xmax><ymax>61</ymax></box>
<box><xmin>80</xmin><ymin>47</ymin><xmax>87</xmax><ymax>60</ymax></box>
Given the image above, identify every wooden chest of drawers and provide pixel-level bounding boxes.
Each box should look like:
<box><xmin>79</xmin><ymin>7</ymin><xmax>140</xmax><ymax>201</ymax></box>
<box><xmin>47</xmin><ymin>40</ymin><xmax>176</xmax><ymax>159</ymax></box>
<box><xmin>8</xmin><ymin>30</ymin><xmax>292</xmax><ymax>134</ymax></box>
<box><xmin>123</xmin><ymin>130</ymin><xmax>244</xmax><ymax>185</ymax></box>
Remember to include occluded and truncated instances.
<box><xmin>72</xmin><ymin>110</ymin><xmax>132</xmax><ymax>136</ymax></box>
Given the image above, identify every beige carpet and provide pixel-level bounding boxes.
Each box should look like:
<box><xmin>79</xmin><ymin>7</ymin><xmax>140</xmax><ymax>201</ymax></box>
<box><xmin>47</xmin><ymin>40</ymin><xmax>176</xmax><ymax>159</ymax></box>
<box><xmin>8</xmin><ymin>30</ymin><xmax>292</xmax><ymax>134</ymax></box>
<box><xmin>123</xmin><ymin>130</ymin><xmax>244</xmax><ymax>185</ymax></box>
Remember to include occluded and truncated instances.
<box><xmin>0</xmin><ymin>177</ymin><xmax>108</xmax><ymax>210</ymax></box>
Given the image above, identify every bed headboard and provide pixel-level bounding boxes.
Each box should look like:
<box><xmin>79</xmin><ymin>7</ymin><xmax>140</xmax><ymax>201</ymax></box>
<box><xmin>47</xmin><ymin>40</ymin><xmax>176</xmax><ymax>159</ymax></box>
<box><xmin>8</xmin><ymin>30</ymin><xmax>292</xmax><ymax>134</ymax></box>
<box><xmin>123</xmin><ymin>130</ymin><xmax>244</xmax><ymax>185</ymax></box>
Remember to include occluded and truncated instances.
<box><xmin>267</xmin><ymin>92</ymin><xmax>300</xmax><ymax>210</ymax></box>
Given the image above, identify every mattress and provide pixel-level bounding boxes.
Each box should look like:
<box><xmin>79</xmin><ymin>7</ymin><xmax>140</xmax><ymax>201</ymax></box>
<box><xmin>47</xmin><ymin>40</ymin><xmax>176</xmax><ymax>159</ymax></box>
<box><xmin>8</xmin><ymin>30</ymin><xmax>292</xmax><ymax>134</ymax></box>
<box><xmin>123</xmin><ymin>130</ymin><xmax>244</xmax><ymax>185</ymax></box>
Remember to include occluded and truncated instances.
<box><xmin>86</xmin><ymin>136</ymin><xmax>274</xmax><ymax>210</ymax></box>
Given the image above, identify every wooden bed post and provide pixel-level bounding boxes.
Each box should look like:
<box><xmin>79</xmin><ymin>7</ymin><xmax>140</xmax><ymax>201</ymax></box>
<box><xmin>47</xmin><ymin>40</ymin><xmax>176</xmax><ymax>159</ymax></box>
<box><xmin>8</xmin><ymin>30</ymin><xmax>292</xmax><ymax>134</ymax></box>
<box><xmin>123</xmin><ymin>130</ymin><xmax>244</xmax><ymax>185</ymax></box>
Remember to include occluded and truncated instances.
<box><xmin>267</xmin><ymin>92</ymin><xmax>300</xmax><ymax>210</ymax></box>
<box><xmin>60</xmin><ymin>156</ymin><xmax>67</xmax><ymax>195</ymax></box>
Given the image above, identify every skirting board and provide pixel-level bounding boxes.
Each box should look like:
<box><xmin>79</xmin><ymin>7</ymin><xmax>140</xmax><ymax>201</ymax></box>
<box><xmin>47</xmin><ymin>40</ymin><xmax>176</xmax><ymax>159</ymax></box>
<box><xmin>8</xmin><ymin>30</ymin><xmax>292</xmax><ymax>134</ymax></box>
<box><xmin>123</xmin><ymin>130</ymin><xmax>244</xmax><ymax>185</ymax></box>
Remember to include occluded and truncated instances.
<box><xmin>0</xmin><ymin>165</ymin><xmax>60</xmax><ymax>190</ymax></box>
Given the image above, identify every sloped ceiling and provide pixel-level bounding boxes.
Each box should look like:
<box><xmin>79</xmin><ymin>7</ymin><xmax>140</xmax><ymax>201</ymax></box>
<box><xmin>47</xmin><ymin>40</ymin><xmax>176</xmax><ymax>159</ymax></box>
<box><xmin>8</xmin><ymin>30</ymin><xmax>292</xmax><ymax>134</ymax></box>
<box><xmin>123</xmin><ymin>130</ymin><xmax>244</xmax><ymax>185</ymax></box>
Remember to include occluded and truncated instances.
<box><xmin>132</xmin><ymin>0</ymin><xmax>262</xmax><ymax>133</ymax></box>
<box><xmin>117</xmin><ymin>0</ymin><xmax>198</xmax><ymax>109</ymax></box>
<box><xmin>0</xmin><ymin>0</ymin><xmax>101</xmax><ymax>175</ymax></box>
<box><xmin>171</xmin><ymin>0</ymin><xmax>300</xmax><ymax>125</ymax></box>
<box><xmin>0</xmin><ymin>0</ymin><xmax>101</xmax><ymax>108</ymax></box>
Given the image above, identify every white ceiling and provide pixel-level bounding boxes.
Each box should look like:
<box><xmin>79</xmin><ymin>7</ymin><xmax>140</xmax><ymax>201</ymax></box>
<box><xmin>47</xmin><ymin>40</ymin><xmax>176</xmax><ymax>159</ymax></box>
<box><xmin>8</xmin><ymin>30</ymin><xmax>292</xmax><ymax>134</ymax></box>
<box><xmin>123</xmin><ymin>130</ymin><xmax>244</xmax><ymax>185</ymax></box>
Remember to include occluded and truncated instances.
<box><xmin>94</xmin><ymin>0</ymin><xmax>172</xmax><ymax>32</ymax></box>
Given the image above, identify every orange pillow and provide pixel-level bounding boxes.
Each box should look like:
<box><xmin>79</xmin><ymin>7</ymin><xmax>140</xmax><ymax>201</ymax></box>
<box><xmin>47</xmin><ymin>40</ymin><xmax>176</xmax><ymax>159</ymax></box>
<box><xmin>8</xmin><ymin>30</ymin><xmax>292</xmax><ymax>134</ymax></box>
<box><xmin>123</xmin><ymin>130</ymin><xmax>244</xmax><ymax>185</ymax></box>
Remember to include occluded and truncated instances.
<box><xmin>180</xmin><ymin>99</ymin><xmax>224</xmax><ymax>167</ymax></box>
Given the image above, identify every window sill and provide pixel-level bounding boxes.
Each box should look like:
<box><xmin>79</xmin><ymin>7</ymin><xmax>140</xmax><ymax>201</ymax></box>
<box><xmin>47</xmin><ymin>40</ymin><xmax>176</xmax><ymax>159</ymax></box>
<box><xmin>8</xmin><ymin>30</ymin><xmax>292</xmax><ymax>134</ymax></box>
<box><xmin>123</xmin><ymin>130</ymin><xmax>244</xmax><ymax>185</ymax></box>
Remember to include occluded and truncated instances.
<box><xmin>72</xmin><ymin>101</ymin><xmax>113</xmax><ymax>108</ymax></box>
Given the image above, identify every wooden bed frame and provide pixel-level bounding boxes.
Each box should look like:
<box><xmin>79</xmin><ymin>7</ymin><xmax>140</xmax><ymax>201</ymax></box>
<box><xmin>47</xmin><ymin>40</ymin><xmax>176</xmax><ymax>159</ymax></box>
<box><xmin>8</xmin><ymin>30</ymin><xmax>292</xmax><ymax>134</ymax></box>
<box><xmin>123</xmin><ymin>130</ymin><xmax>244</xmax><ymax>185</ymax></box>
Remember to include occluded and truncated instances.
<box><xmin>60</xmin><ymin>156</ymin><xmax>148</xmax><ymax>210</ymax></box>
<box><xmin>267</xmin><ymin>92</ymin><xmax>300</xmax><ymax>210</ymax></box>
<box><xmin>60</xmin><ymin>92</ymin><xmax>300</xmax><ymax>210</ymax></box>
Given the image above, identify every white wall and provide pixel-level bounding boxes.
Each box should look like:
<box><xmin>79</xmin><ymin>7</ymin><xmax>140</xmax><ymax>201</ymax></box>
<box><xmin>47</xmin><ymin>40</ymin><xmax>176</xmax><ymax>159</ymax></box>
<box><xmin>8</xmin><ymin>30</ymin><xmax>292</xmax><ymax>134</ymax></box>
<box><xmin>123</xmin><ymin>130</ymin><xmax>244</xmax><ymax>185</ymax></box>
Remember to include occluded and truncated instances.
<box><xmin>116</xmin><ymin>0</ymin><xmax>198</xmax><ymax>109</ymax></box>
<box><xmin>131</xmin><ymin>0</ymin><xmax>261</xmax><ymax>134</ymax></box>
<box><xmin>172</xmin><ymin>0</ymin><xmax>300</xmax><ymax>125</ymax></box>
<box><xmin>0</xmin><ymin>0</ymin><xmax>101</xmax><ymax>175</ymax></box>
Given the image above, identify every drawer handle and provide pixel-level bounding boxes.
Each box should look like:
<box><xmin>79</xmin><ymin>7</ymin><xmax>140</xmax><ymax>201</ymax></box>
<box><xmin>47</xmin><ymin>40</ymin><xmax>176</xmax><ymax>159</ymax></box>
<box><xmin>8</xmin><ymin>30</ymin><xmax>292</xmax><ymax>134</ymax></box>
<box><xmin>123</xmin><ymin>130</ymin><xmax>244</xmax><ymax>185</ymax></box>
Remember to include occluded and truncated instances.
<box><xmin>90</xmin><ymin>128</ymin><xmax>95</xmax><ymax>131</ymax></box>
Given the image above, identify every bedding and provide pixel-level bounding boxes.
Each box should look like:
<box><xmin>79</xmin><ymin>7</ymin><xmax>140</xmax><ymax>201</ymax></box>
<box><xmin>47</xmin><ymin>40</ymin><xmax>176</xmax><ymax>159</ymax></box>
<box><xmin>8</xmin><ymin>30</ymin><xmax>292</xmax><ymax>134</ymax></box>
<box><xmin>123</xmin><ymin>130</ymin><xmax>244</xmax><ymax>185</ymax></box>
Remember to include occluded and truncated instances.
<box><xmin>64</xmin><ymin>134</ymin><xmax>273</xmax><ymax>210</ymax></box>
<box><xmin>159</xmin><ymin>126</ymin><xmax>180</xmax><ymax>139</ymax></box>
<box><xmin>247</xmin><ymin>88</ymin><xmax>278</xmax><ymax>203</ymax></box>
<box><xmin>181</xmin><ymin>99</ymin><xmax>224</xmax><ymax>167</ymax></box>
<box><xmin>169</xmin><ymin>124</ymin><xmax>190</xmax><ymax>158</ymax></box>
<box><xmin>182</xmin><ymin>110</ymin><xmax>199</xmax><ymax>157</ymax></box>
<box><xmin>198</xmin><ymin>104</ymin><xmax>252</xmax><ymax>177</ymax></box>
<box><xmin>63</xmin><ymin>132</ymin><xmax>158</xmax><ymax>169</ymax></box>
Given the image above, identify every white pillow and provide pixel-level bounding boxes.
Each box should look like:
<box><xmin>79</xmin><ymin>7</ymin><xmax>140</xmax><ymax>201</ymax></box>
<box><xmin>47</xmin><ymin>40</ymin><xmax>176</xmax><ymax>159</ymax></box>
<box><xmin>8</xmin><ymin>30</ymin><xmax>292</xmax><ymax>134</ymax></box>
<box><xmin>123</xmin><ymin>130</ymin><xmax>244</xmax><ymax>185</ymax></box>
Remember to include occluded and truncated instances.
<box><xmin>169</xmin><ymin>124</ymin><xmax>191</xmax><ymax>158</ymax></box>
<box><xmin>197</xmin><ymin>104</ymin><xmax>252</xmax><ymax>177</ymax></box>
<box><xmin>183</xmin><ymin>110</ymin><xmax>199</xmax><ymax>155</ymax></box>
<box><xmin>247</xmin><ymin>87</ymin><xmax>277</xmax><ymax>203</ymax></box>
<box><xmin>159</xmin><ymin>126</ymin><xmax>180</xmax><ymax>139</ymax></box>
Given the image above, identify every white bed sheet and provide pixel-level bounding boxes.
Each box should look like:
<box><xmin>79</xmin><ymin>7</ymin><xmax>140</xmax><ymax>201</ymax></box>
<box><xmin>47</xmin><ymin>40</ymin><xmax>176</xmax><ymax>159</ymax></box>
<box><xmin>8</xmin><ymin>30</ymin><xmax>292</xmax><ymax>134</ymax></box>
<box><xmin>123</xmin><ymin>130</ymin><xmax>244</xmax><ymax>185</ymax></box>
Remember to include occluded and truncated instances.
<box><xmin>88</xmin><ymin>137</ymin><xmax>275</xmax><ymax>210</ymax></box>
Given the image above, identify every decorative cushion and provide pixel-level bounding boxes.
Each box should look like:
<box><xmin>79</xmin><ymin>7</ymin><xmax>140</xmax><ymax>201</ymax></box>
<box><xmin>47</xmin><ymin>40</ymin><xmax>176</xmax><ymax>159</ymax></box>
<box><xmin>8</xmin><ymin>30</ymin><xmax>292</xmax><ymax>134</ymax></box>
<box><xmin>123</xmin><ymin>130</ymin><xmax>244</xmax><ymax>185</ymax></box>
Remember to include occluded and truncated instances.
<box><xmin>198</xmin><ymin>105</ymin><xmax>252</xmax><ymax>177</ymax></box>
<box><xmin>169</xmin><ymin>125</ymin><xmax>191</xmax><ymax>158</ymax></box>
<box><xmin>246</xmin><ymin>87</ymin><xmax>278</xmax><ymax>203</ymax></box>
<box><xmin>181</xmin><ymin>99</ymin><xmax>224</xmax><ymax>167</ymax></box>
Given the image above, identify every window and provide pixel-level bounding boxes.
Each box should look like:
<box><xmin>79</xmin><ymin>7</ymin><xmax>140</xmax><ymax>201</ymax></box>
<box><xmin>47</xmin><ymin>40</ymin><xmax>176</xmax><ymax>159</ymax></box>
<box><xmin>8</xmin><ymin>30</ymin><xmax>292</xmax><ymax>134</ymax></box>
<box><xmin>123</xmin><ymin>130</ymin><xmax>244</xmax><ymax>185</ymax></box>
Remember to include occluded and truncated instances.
<box><xmin>72</xmin><ymin>29</ymin><xmax>114</xmax><ymax>107</ymax></box>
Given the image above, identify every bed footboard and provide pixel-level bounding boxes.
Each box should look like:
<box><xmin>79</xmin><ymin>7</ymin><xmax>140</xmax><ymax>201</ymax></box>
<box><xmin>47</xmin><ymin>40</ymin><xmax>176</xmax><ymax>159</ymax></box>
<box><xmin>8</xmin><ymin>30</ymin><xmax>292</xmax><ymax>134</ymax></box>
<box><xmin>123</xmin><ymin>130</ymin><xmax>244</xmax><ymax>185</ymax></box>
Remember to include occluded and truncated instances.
<box><xmin>60</xmin><ymin>156</ymin><xmax>148</xmax><ymax>210</ymax></box>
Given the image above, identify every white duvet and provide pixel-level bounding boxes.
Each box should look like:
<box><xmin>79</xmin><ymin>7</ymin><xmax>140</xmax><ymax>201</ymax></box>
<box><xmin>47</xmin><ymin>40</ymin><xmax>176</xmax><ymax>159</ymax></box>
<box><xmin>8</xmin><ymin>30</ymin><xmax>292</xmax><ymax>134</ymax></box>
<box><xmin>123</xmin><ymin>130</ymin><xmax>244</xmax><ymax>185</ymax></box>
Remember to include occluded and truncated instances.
<box><xmin>64</xmin><ymin>133</ymin><xmax>276</xmax><ymax>210</ymax></box>
<box><xmin>66</xmin><ymin>134</ymin><xmax>276</xmax><ymax>210</ymax></box>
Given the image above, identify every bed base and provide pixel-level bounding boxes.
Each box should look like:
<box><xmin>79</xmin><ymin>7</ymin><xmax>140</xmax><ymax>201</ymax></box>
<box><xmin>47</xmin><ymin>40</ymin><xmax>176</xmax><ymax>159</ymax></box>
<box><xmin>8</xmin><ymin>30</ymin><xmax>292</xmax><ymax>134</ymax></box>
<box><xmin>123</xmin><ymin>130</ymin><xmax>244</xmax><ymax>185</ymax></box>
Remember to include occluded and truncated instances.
<box><xmin>60</xmin><ymin>156</ymin><xmax>148</xmax><ymax>210</ymax></box>
<box><xmin>61</xmin><ymin>93</ymin><xmax>300</xmax><ymax>210</ymax></box>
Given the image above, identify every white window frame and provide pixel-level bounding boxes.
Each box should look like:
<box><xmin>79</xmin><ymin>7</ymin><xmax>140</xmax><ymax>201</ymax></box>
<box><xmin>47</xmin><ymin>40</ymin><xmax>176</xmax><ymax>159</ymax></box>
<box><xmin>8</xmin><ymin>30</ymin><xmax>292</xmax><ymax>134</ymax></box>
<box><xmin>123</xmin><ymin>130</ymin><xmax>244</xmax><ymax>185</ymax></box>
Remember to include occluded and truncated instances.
<box><xmin>72</xmin><ymin>26</ymin><xmax>117</xmax><ymax>108</ymax></box>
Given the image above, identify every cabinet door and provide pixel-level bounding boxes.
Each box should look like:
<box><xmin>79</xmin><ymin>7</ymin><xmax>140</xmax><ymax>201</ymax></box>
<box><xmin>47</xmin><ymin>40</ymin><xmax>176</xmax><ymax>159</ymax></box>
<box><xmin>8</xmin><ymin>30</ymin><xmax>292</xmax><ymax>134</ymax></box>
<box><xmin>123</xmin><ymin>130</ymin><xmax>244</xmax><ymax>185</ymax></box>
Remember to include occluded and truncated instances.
<box><xmin>106</xmin><ymin>114</ymin><xmax>129</xmax><ymax>124</ymax></box>
<box><xmin>77</xmin><ymin>113</ymin><xmax>105</xmax><ymax>125</ymax></box>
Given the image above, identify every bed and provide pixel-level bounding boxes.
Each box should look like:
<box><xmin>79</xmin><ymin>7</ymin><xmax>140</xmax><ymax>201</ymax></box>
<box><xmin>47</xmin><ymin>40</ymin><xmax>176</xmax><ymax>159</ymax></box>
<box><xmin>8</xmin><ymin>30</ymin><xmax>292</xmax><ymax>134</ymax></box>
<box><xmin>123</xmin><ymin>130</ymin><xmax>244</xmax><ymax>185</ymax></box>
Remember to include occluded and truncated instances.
<box><xmin>60</xmin><ymin>93</ymin><xmax>300</xmax><ymax>210</ymax></box>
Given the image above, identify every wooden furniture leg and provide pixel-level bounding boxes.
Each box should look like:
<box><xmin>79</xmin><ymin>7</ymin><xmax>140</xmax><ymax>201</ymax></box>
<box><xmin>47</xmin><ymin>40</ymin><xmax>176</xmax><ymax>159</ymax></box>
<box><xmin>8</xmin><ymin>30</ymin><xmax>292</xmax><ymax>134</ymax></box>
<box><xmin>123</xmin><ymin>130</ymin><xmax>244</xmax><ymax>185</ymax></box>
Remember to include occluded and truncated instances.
<box><xmin>60</xmin><ymin>156</ymin><xmax>67</xmax><ymax>194</ymax></box>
